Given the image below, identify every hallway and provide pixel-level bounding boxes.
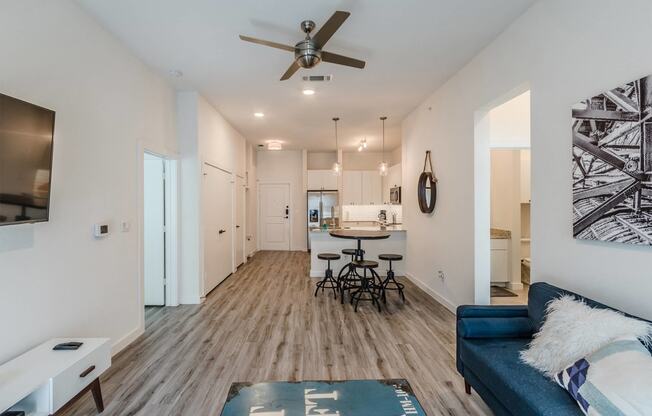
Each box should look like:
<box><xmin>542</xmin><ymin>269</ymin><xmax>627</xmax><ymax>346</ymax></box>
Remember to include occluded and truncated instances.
<box><xmin>61</xmin><ymin>251</ymin><xmax>490</xmax><ymax>416</ymax></box>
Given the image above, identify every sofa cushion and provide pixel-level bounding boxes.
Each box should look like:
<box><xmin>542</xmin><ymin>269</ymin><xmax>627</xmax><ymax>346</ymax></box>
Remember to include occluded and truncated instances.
<box><xmin>527</xmin><ymin>283</ymin><xmax>652</xmax><ymax>354</ymax></box>
<box><xmin>460</xmin><ymin>337</ymin><xmax>582</xmax><ymax>416</ymax></box>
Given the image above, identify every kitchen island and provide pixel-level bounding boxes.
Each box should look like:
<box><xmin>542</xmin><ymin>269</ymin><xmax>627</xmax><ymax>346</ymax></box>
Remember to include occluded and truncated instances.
<box><xmin>309</xmin><ymin>225</ymin><xmax>406</xmax><ymax>277</ymax></box>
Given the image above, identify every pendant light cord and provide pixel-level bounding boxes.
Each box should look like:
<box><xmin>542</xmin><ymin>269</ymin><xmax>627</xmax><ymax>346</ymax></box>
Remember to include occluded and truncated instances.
<box><xmin>380</xmin><ymin>116</ymin><xmax>387</xmax><ymax>162</ymax></box>
<box><xmin>333</xmin><ymin>117</ymin><xmax>339</xmax><ymax>150</ymax></box>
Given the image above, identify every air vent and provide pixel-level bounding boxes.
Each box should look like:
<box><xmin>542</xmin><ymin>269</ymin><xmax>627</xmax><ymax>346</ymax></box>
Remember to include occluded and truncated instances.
<box><xmin>302</xmin><ymin>75</ymin><xmax>333</xmax><ymax>82</ymax></box>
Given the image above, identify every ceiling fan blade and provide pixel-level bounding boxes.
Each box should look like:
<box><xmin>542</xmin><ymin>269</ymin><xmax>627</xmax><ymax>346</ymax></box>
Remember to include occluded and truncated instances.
<box><xmin>321</xmin><ymin>51</ymin><xmax>365</xmax><ymax>69</ymax></box>
<box><xmin>239</xmin><ymin>35</ymin><xmax>295</xmax><ymax>52</ymax></box>
<box><xmin>312</xmin><ymin>11</ymin><xmax>350</xmax><ymax>49</ymax></box>
<box><xmin>280</xmin><ymin>61</ymin><xmax>300</xmax><ymax>81</ymax></box>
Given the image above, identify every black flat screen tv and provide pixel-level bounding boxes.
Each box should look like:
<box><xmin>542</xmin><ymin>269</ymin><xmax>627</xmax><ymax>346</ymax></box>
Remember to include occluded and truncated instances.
<box><xmin>0</xmin><ymin>93</ymin><xmax>55</xmax><ymax>226</ymax></box>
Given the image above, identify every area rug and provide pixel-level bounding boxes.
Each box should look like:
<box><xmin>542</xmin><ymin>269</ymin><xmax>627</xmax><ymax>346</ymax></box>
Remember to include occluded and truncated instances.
<box><xmin>491</xmin><ymin>286</ymin><xmax>518</xmax><ymax>297</ymax></box>
<box><xmin>220</xmin><ymin>379</ymin><xmax>427</xmax><ymax>415</ymax></box>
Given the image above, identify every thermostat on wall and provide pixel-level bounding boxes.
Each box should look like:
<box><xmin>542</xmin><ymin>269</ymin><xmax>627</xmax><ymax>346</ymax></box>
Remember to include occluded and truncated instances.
<box><xmin>93</xmin><ymin>223</ymin><xmax>110</xmax><ymax>238</ymax></box>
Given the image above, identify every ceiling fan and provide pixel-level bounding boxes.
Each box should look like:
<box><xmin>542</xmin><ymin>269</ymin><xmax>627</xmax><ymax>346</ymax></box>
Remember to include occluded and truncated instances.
<box><xmin>239</xmin><ymin>11</ymin><xmax>366</xmax><ymax>81</ymax></box>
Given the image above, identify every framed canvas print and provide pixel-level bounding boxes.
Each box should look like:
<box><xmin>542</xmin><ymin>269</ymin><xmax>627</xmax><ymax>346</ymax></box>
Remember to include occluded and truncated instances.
<box><xmin>572</xmin><ymin>76</ymin><xmax>652</xmax><ymax>245</ymax></box>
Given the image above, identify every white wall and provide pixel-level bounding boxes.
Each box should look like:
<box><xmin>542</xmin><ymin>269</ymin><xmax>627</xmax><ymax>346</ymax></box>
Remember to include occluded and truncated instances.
<box><xmin>402</xmin><ymin>0</ymin><xmax>652</xmax><ymax>319</ymax></box>
<box><xmin>307</xmin><ymin>152</ymin><xmax>337</xmax><ymax>170</ymax></box>
<box><xmin>256</xmin><ymin>150</ymin><xmax>306</xmax><ymax>251</ymax></box>
<box><xmin>177</xmin><ymin>92</ymin><xmax>249</xmax><ymax>303</ymax></box>
<box><xmin>245</xmin><ymin>142</ymin><xmax>257</xmax><ymax>256</ymax></box>
<box><xmin>488</xmin><ymin>90</ymin><xmax>531</xmax><ymax>148</ymax></box>
<box><xmin>0</xmin><ymin>0</ymin><xmax>177</xmax><ymax>363</ymax></box>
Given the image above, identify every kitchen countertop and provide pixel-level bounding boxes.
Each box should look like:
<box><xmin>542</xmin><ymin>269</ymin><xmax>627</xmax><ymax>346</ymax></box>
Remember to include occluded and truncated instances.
<box><xmin>490</xmin><ymin>228</ymin><xmax>511</xmax><ymax>239</ymax></box>
<box><xmin>310</xmin><ymin>224</ymin><xmax>406</xmax><ymax>233</ymax></box>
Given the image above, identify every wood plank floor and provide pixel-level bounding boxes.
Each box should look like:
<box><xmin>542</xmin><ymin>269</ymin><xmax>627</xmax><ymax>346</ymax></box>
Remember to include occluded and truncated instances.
<box><xmin>61</xmin><ymin>251</ymin><xmax>491</xmax><ymax>416</ymax></box>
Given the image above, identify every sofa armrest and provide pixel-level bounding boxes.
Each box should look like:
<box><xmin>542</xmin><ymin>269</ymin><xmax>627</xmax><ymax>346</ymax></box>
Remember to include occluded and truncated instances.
<box><xmin>457</xmin><ymin>317</ymin><xmax>533</xmax><ymax>339</ymax></box>
<box><xmin>457</xmin><ymin>304</ymin><xmax>529</xmax><ymax>318</ymax></box>
<box><xmin>456</xmin><ymin>305</ymin><xmax>532</xmax><ymax>378</ymax></box>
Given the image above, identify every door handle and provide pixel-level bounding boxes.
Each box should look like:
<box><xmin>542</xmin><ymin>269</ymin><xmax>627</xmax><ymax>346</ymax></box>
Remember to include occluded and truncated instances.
<box><xmin>236</xmin><ymin>225</ymin><xmax>240</xmax><ymax>228</ymax></box>
<box><xmin>219</xmin><ymin>229</ymin><xmax>226</xmax><ymax>234</ymax></box>
<box><xmin>285</xmin><ymin>207</ymin><xmax>289</xmax><ymax>215</ymax></box>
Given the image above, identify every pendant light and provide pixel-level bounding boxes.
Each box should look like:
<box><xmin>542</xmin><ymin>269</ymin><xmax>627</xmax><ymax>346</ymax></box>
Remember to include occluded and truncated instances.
<box><xmin>332</xmin><ymin>117</ymin><xmax>341</xmax><ymax>176</ymax></box>
<box><xmin>378</xmin><ymin>116</ymin><xmax>388</xmax><ymax>176</ymax></box>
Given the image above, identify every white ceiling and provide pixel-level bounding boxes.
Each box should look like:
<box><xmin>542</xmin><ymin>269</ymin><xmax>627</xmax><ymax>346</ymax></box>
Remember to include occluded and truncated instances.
<box><xmin>76</xmin><ymin>0</ymin><xmax>535</xmax><ymax>151</ymax></box>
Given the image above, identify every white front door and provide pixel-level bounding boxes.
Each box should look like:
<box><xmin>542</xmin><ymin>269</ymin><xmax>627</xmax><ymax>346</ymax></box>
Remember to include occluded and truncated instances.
<box><xmin>144</xmin><ymin>154</ymin><xmax>165</xmax><ymax>306</ymax></box>
<box><xmin>235</xmin><ymin>176</ymin><xmax>245</xmax><ymax>267</ymax></box>
<box><xmin>203</xmin><ymin>164</ymin><xmax>234</xmax><ymax>295</ymax></box>
<box><xmin>259</xmin><ymin>183</ymin><xmax>291</xmax><ymax>251</ymax></box>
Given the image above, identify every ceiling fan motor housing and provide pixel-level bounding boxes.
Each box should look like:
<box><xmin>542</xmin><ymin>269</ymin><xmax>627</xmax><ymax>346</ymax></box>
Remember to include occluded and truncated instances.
<box><xmin>295</xmin><ymin>39</ymin><xmax>321</xmax><ymax>68</ymax></box>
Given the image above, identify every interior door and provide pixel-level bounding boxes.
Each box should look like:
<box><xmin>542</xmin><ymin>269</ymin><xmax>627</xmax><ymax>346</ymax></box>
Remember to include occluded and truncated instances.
<box><xmin>144</xmin><ymin>154</ymin><xmax>166</xmax><ymax>306</ymax></box>
<box><xmin>259</xmin><ymin>183</ymin><xmax>291</xmax><ymax>251</ymax></box>
<box><xmin>203</xmin><ymin>164</ymin><xmax>233</xmax><ymax>295</ymax></box>
<box><xmin>235</xmin><ymin>176</ymin><xmax>245</xmax><ymax>267</ymax></box>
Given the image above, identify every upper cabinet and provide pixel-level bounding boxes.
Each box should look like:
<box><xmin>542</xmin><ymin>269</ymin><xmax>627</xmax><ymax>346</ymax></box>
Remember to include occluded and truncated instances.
<box><xmin>362</xmin><ymin>171</ymin><xmax>382</xmax><ymax>205</ymax></box>
<box><xmin>307</xmin><ymin>170</ymin><xmax>338</xmax><ymax>190</ymax></box>
<box><xmin>342</xmin><ymin>170</ymin><xmax>382</xmax><ymax>205</ymax></box>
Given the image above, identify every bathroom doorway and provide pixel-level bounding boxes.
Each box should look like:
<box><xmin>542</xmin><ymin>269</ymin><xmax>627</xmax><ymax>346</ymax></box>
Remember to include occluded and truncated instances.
<box><xmin>474</xmin><ymin>89</ymin><xmax>531</xmax><ymax>305</ymax></box>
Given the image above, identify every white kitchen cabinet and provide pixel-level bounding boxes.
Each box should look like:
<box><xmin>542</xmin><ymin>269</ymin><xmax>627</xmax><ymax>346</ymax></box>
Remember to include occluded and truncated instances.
<box><xmin>520</xmin><ymin>150</ymin><xmax>531</xmax><ymax>203</ymax></box>
<box><xmin>307</xmin><ymin>170</ymin><xmax>338</xmax><ymax>190</ymax></box>
<box><xmin>342</xmin><ymin>171</ymin><xmax>362</xmax><ymax>205</ymax></box>
<box><xmin>342</xmin><ymin>170</ymin><xmax>382</xmax><ymax>205</ymax></box>
<box><xmin>490</xmin><ymin>238</ymin><xmax>510</xmax><ymax>283</ymax></box>
<box><xmin>362</xmin><ymin>171</ymin><xmax>382</xmax><ymax>205</ymax></box>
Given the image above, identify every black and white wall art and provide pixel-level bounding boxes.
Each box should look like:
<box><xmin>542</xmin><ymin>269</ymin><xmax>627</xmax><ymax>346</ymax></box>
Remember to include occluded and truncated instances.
<box><xmin>572</xmin><ymin>75</ymin><xmax>652</xmax><ymax>245</ymax></box>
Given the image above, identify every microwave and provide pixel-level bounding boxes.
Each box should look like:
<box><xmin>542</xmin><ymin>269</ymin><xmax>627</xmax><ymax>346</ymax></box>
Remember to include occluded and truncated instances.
<box><xmin>390</xmin><ymin>186</ymin><xmax>401</xmax><ymax>204</ymax></box>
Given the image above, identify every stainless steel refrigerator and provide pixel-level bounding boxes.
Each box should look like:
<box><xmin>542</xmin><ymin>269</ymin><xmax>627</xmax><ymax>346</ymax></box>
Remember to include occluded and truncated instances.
<box><xmin>307</xmin><ymin>190</ymin><xmax>339</xmax><ymax>250</ymax></box>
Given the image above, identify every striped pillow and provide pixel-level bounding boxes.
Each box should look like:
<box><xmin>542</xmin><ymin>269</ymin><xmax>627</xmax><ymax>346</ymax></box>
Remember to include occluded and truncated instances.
<box><xmin>556</xmin><ymin>338</ymin><xmax>652</xmax><ymax>415</ymax></box>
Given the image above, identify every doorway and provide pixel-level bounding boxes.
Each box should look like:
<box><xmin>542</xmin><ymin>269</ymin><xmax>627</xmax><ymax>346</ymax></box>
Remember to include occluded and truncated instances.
<box><xmin>144</xmin><ymin>153</ymin><xmax>166</xmax><ymax>307</ymax></box>
<box><xmin>258</xmin><ymin>183</ymin><xmax>291</xmax><ymax>251</ymax></box>
<box><xmin>474</xmin><ymin>89</ymin><xmax>531</xmax><ymax>305</ymax></box>
<box><xmin>203</xmin><ymin>163</ymin><xmax>234</xmax><ymax>296</ymax></box>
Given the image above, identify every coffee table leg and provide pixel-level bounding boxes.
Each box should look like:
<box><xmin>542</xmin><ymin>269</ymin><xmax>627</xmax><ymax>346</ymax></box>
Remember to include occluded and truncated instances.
<box><xmin>90</xmin><ymin>378</ymin><xmax>104</xmax><ymax>413</ymax></box>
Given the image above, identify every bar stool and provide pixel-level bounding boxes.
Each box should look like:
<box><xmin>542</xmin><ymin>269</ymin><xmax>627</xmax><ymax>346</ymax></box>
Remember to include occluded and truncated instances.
<box><xmin>315</xmin><ymin>253</ymin><xmax>341</xmax><ymax>299</ymax></box>
<box><xmin>337</xmin><ymin>248</ymin><xmax>364</xmax><ymax>304</ymax></box>
<box><xmin>349</xmin><ymin>259</ymin><xmax>382</xmax><ymax>312</ymax></box>
<box><xmin>378</xmin><ymin>254</ymin><xmax>405</xmax><ymax>303</ymax></box>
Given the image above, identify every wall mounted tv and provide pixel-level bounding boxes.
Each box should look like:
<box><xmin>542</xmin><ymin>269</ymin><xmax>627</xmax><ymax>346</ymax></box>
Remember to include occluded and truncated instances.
<box><xmin>0</xmin><ymin>93</ymin><xmax>55</xmax><ymax>226</ymax></box>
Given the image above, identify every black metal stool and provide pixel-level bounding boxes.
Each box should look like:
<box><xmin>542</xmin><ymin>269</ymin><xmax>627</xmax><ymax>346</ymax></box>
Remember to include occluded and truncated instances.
<box><xmin>315</xmin><ymin>253</ymin><xmax>341</xmax><ymax>298</ymax></box>
<box><xmin>349</xmin><ymin>259</ymin><xmax>382</xmax><ymax>312</ymax></box>
<box><xmin>337</xmin><ymin>248</ymin><xmax>364</xmax><ymax>304</ymax></box>
<box><xmin>378</xmin><ymin>254</ymin><xmax>405</xmax><ymax>303</ymax></box>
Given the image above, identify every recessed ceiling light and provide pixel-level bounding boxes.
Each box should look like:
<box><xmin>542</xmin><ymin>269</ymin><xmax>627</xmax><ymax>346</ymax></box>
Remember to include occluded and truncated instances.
<box><xmin>267</xmin><ymin>141</ymin><xmax>282</xmax><ymax>151</ymax></box>
<box><xmin>302</xmin><ymin>89</ymin><xmax>315</xmax><ymax>96</ymax></box>
<box><xmin>254</xmin><ymin>112</ymin><xmax>265</xmax><ymax>118</ymax></box>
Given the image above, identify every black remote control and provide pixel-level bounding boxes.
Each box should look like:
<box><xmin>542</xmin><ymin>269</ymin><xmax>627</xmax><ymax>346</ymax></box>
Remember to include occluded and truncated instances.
<box><xmin>53</xmin><ymin>342</ymin><xmax>83</xmax><ymax>351</ymax></box>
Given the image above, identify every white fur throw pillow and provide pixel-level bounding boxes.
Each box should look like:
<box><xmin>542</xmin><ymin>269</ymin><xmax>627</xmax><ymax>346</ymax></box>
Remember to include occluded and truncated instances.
<box><xmin>520</xmin><ymin>295</ymin><xmax>652</xmax><ymax>379</ymax></box>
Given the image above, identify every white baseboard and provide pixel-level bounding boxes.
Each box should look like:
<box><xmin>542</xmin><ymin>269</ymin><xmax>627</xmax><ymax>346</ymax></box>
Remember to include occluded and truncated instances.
<box><xmin>404</xmin><ymin>272</ymin><xmax>457</xmax><ymax>314</ymax></box>
<box><xmin>179</xmin><ymin>295</ymin><xmax>203</xmax><ymax>304</ymax></box>
<box><xmin>111</xmin><ymin>326</ymin><xmax>143</xmax><ymax>357</ymax></box>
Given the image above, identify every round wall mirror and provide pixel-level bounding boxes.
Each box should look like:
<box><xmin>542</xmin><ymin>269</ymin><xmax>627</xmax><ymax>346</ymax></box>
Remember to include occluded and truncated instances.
<box><xmin>418</xmin><ymin>171</ymin><xmax>437</xmax><ymax>214</ymax></box>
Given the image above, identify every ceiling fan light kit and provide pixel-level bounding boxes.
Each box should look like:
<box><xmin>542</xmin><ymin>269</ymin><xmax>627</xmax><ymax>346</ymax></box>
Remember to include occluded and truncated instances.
<box><xmin>239</xmin><ymin>11</ymin><xmax>366</xmax><ymax>81</ymax></box>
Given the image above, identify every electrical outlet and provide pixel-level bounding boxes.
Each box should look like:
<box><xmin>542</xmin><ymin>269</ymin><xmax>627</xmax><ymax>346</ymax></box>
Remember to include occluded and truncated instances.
<box><xmin>437</xmin><ymin>270</ymin><xmax>445</xmax><ymax>280</ymax></box>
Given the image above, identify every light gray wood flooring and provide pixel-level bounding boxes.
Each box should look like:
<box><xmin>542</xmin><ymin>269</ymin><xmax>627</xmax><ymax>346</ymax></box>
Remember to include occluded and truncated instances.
<box><xmin>60</xmin><ymin>251</ymin><xmax>491</xmax><ymax>416</ymax></box>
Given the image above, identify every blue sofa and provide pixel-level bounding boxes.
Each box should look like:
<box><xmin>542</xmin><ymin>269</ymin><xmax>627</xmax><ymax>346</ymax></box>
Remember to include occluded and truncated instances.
<box><xmin>456</xmin><ymin>282</ymin><xmax>651</xmax><ymax>416</ymax></box>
